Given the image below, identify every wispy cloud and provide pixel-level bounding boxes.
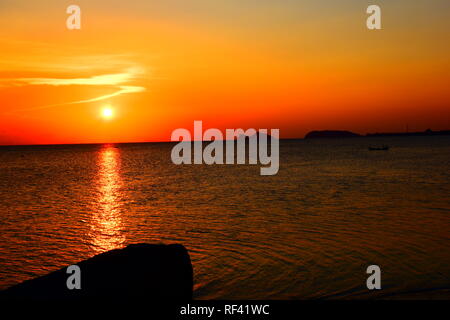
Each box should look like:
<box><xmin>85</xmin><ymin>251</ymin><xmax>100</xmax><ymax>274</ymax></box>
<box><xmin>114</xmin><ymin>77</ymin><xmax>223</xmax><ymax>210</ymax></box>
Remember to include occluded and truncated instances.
<box><xmin>15</xmin><ymin>73</ymin><xmax>135</xmax><ymax>87</ymax></box>
<box><xmin>2</xmin><ymin>66</ymin><xmax>147</xmax><ymax>113</ymax></box>
<box><xmin>67</xmin><ymin>85</ymin><xmax>146</xmax><ymax>104</ymax></box>
<box><xmin>11</xmin><ymin>86</ymin><xmax>147</xmax><ymax>113</ymax></box>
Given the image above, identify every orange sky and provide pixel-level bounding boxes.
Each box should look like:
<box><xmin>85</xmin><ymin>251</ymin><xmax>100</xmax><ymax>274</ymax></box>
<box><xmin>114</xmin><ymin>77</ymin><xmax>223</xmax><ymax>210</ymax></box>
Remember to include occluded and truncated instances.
<box><xmin>0</xmin><ymin>0</ymin><xmax>449</xmax><ymax>145</ymax></box>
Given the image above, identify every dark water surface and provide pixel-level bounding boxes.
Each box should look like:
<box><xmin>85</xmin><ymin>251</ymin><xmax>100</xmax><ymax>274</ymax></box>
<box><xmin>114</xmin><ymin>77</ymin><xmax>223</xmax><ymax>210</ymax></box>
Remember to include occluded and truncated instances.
<box><xmin>1</xmin><ymin>137</ymin><xmax>449</xmax><ymax>299</ymax></box>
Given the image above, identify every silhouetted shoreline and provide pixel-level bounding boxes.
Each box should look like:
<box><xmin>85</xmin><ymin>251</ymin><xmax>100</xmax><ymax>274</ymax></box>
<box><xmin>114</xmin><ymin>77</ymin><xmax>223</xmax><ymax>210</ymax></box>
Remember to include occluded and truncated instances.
<box><xmin>304</xmin><ymin>129</ymin><xmax>450</xmax><ymax>139</ymax></box>
<box><xmin>305</xmin><ymin>130</ymin><xmax>361</xmax><ymax>139</ymax></box>
<box><xmin>366</xmin><ymin>129</ymin><xmax>450</xmax><ymax>137</ymax></box>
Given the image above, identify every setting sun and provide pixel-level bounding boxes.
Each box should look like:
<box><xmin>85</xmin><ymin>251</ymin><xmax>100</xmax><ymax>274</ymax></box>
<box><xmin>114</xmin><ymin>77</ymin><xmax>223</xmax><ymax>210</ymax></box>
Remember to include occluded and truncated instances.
<box><xmin>101</xmin><ymin>107</ymin><xmax>114</xmax><ymax>120</ymax></box>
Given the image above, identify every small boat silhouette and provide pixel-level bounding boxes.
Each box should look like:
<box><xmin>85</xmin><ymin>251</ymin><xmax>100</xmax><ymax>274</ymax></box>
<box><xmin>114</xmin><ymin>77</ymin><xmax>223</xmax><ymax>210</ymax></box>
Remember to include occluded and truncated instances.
<box><xmin>368</xmin><ymin>145</ymin><xmax>389</xmax><ymax>151</ymax></box>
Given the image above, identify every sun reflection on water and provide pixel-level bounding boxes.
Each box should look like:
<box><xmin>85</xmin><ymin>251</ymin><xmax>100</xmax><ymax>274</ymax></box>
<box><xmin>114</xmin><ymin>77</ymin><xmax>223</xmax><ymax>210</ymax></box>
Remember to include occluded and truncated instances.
<box><xmin>89</xmin><ymin>144</ymin><xmax>126</xmax><ymax>254</ymax></box>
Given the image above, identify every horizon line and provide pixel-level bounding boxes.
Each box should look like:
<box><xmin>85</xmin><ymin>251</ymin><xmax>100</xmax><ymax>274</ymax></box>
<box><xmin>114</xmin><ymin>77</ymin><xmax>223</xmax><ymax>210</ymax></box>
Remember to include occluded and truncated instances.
<box><xmin>2</xmin><ymin>128</ymin><xmax>450</xmax><ymax>148</ymax></box>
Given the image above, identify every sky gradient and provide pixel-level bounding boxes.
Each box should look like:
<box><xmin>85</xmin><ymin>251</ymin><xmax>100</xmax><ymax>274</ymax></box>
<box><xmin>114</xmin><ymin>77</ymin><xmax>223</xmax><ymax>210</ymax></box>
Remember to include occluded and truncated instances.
<box><xmin>0</xmin><ymin>0</ymin><xmax>449</xmax><ymax>145</ymax></box>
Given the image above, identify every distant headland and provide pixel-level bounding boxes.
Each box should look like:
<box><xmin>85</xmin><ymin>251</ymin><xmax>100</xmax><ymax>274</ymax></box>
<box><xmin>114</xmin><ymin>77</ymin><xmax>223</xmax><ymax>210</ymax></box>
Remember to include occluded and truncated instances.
<box><xmin>305</xmin><ymin>130</ymin><xmax>360</xmax><ymax>139</ymax></box>
<box><xmin>304</xmin><ymin>129</ymin><xmax>450</xmax><ymax>139</ymax></box>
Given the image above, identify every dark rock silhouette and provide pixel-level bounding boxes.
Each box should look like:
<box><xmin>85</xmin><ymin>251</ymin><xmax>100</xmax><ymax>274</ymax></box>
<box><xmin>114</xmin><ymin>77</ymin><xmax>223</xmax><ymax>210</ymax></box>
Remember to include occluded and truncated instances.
<box><xmin>305</xmin><ymin>130</ymin><xmax>360</xmax><ymax>139</ymax></box>
<box><xmin>0</xmin><ymin>243</ymin><xmax>193</xmax><ymax>301</ymax></box>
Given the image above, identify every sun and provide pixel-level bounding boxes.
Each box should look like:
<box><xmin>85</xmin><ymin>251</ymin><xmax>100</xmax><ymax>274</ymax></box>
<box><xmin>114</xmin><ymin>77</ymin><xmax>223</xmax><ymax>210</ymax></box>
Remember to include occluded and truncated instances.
<box><xmin>101</xmin><ymin>106</ymin><xmax>114</xmax><ymax>120</ymax></box>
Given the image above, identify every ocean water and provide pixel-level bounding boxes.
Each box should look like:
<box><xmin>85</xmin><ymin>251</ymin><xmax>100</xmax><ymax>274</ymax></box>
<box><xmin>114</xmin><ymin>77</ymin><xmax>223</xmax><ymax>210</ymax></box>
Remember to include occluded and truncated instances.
<box><xmin>0</xmin><ymin>136</ymin><xmax>449</xmax><ymax>299</ymax></box>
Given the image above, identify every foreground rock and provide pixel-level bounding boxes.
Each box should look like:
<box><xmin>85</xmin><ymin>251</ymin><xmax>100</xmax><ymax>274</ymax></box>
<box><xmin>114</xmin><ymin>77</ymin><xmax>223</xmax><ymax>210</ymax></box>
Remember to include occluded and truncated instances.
<box><xmin>1</xmin><ymin>243</ymin><xmax>193</xmax><ymax>301</ymax></box>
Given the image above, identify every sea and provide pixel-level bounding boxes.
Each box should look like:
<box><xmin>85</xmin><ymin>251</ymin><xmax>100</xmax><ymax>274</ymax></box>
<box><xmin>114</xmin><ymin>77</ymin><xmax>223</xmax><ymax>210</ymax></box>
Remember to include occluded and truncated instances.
<box><xmin>0</xmin><ymin>136</ymin><xmax>449</xmax><ymax>299</ymax></box>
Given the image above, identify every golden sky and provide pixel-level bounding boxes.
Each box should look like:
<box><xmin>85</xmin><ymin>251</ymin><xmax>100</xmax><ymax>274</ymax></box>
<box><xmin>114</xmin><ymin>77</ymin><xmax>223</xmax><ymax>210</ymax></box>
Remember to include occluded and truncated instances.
<box><xmin>0</xmin><ymin>0</ymin><xmax>449</xmax><ymax>145</ymax></box>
